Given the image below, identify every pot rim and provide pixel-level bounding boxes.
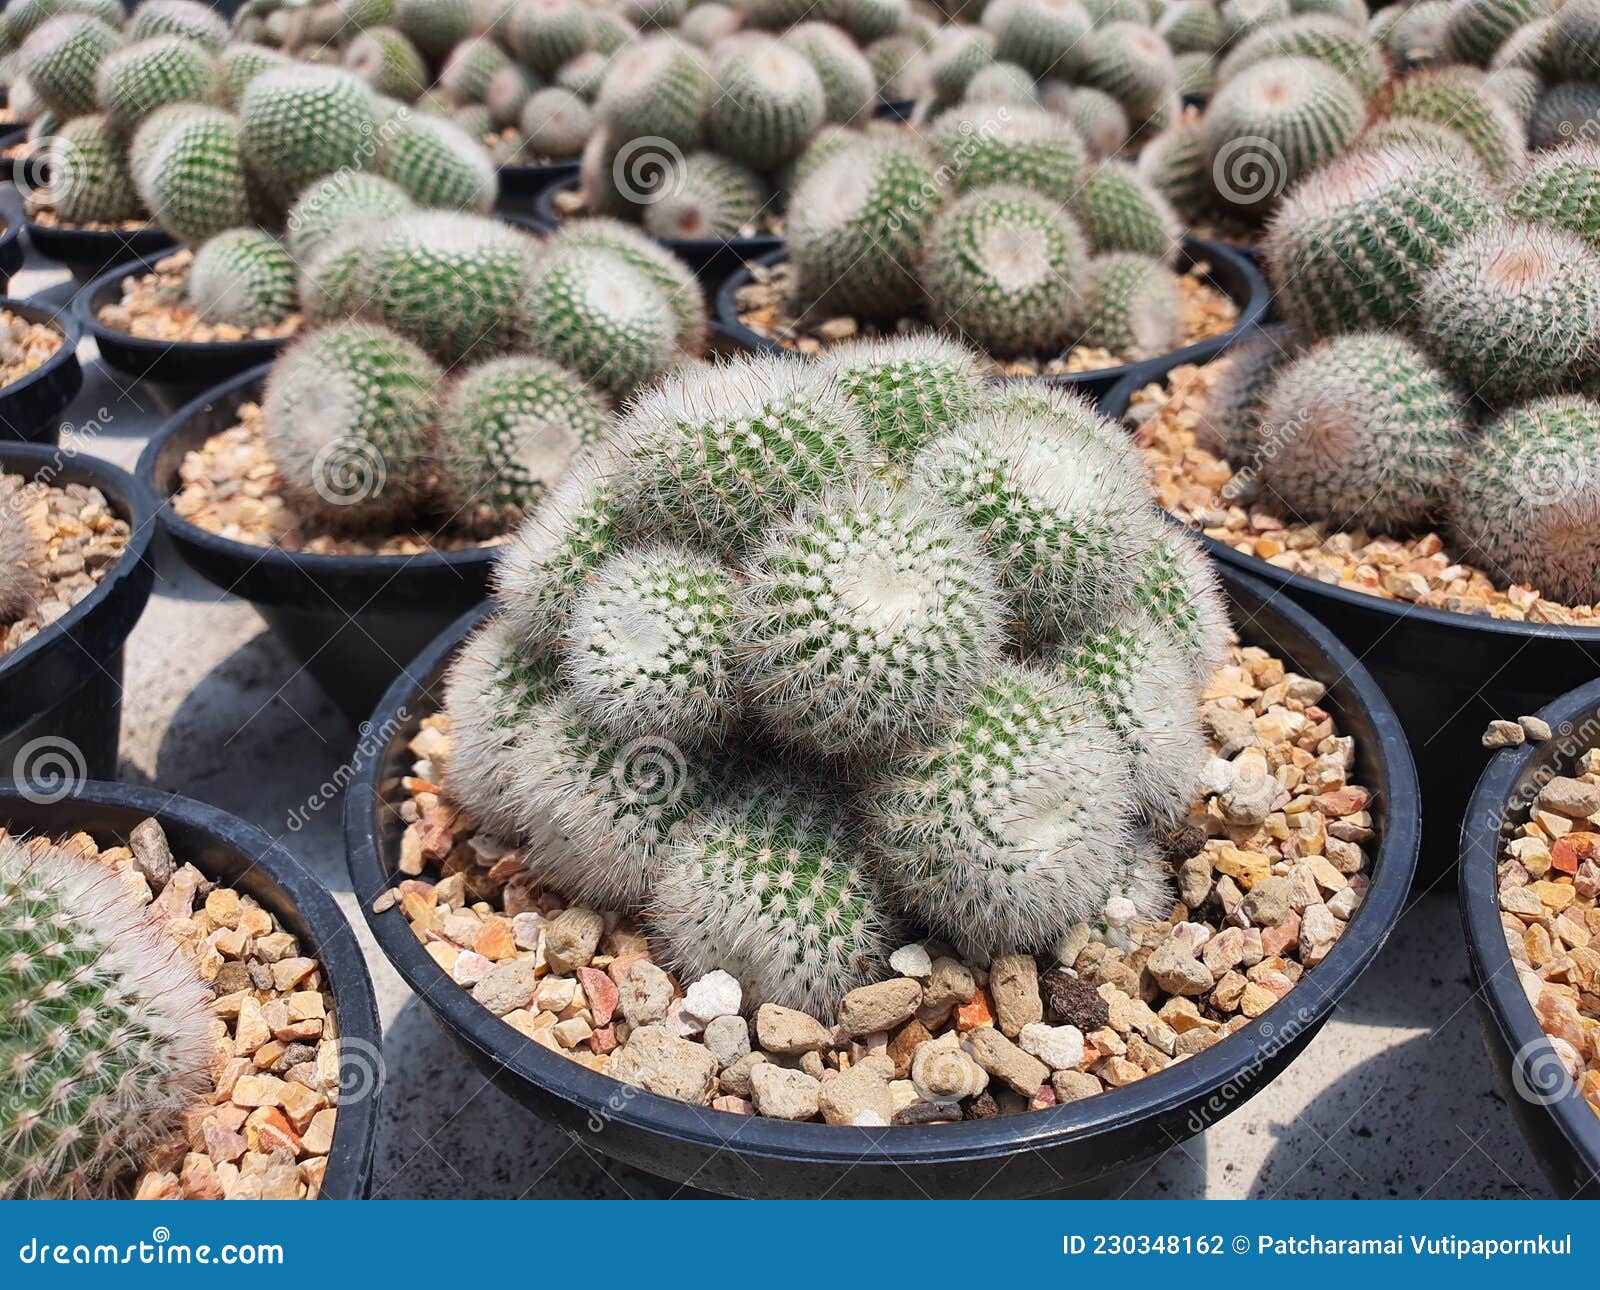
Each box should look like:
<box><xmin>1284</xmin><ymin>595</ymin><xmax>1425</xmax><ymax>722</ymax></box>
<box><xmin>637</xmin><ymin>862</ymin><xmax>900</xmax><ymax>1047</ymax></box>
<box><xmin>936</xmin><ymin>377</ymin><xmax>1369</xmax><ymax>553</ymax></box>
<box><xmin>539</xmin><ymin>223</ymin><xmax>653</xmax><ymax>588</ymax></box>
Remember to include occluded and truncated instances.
<box><xmin>134</xmin><ymin>364</ymin><xmax>501</xmax><ymax>577</ymax></box>
<box><xmin>712</xmin><ymin>234</ymin><xmax>1270</xmax><ymax>389</ymax></box>
<box><xmin>0</xmin><ymin>440</ymin><xmax>156</xmax><ymax>686</ymax></box>
<box><xmin>1101</xmin><ymin>332</ymin><xmax>1600</xmax><ymax>645</ymax></box>
<box><xmin>344</xmin><ymin>565</ymin><xmax>1419</xmax><ymax>1168</ymax></box>
<box><xmin>0</xmin><ymin>778</ymin><xmax>381</xmax><ymax>1199</ymax></box>
<box><xmin>1459</xmin><ymin>680</ymin><xmax>1600</xmax><ymax>1182</ymax></box>
<box><xmin>0</xmin><ymin>292</ymin><xmax>83</xmax><ymax>421</ymax></box>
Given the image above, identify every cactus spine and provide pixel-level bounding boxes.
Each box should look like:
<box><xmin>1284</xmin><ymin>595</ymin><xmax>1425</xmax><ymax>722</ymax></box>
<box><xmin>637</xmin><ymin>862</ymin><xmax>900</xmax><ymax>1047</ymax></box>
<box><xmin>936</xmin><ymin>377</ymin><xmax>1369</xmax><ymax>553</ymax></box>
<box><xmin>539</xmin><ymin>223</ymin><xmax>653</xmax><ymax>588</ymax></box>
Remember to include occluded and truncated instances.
<box><xmin>187</xmin><ymin>227</ymin><xmax>297</xmax><ymax>329</ymax></box>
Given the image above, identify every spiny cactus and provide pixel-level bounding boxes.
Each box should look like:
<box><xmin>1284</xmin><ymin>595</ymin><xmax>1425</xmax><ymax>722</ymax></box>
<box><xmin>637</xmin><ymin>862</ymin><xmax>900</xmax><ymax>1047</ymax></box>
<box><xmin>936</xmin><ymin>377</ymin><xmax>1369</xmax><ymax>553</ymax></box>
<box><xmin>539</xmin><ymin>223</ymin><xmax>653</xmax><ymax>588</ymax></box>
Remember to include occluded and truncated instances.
<box><xmin>1220</xmin><ymin>0</ymin><xmax>1291</xmax><ymax>43</ymax></box>
<box><xmin>337</xmin><ymin>0</ymin><xmax>398</xmax><ymax>30</ymax></box>
<box><xmin>566</xmin><ymin>543</ymin><xmax>742</xmax><ymax>745</ymax></box>
<box><xmin>133</xmin><ymin>106</ymin><xmax>251</xmax><ymax>245</ymax></box>
<box><xmin>1053</xmin><ymin>86</ymin><xmax>1127</xmax><ymax>160</ymax></box>
<box><xmin>1265</xmin><ymin>142</ymin><xmax>1495</xmax><ymax>339</ymax></box>
<box><xmin>737</xmin><ymin>482</ymin><xmax>1005</xmax><ymax>759</ymax></box>
<box><xmin>1418</xmin><ymin>223</ymin><xmax>1600</xmax><ymax>405</ymax></box>
<box><xmin>1128</xmin><ymin>520</ymin><xmax>1229</xmax><ymax>684</ymax></box>
<box><xmin>911</xmin><ymin>401</ymin><xmax>1159</xmax><ymax>640</ymax></box>
<box><xmin>1078</xmin><ymin>252</ymin><xmax>1183</xmax><ymax>359</ymax></box>
<box><xmin>1446</xmin><ymin>396</ymin><xmax>1600</xmax><ymax>606</ymax></box>
<box><xmin>621</xmin><ymin>355</ymin><xmax>867</xmax><ymax>557</ymax></box>
<box><xmin>1175</xmin><ymin>50</ymin><xmax>1216</xmax><ymax>98</ymax></box>
<box><xmin>1075</xmin><ymin>20</ymin><xmax>1179</xmax><ymax>125</ymax></box>
<box><xmin>928</xmin><ymin>24</ymin><xmax>996</xmax><ymax>103</ymax></box>
<box><xmin>516</xmin><ymin>87</ymin><xmax>592</xmax><ymax>160</ymax></box>
<box><xmin>992</xmin><ymin>0</ymin><xmax>1092</xmax><ymax>79</ymax></box>
<box><xmin>1540</xmin><ymin>0</ymin><xmax>1600</xmax><ymax>80</ymax></box>
<box><xmin>922</xmin><ymin>184</ymin><xmax>1087</xmax><ymax>360</ymax></box>
<box><xmin>438</xmin><ymin>35</ymin><xmax>510</xmax><ymax>104</ymax></box>
<box><xmin>838</xmin><ymin>0</ymin><xmax>907</xmax><ymax>43</ymax></box>
<box><xmin>1488</xmin><ymin>11</ymin><xmax>1550</xmax><ymax>70</ymax></box>
<box><xmin>782</xmin><ymin>22</ymin><xmax>874</xmax><ymax>125</ymax></box>
<box><xmin>361</xmin><ymin>212</ymin><xmax>540</xmax><ymax>365</ymax></box>
<box><xmin>1444</xmin><ymin>0</ymin><xmax>1553</xmax><ymax>66</ymax></box>
<box><xmin>1378</xmin><ymin>0</ymin><xmax>1449</xmax><ymax>68</ymax></box>
<box><xmin>285</xmin><ymin>169</ymin><xmax>413</xmax><ymax>265</ymax></box>
<box><xmin>930</xmin><ymin>104</ymin><xmax>1086</xmax><ymax>203</ymax></box>
<box><xmin>0</xmin><ymin>834</ymin><xmax>214</xmax><ymax>1200</ymax></box>
<box><xmin>961</xmin><ymin>58</ymin><xmax>1038</xmax><ymax>104</ymax></box>
<box><xmin>1071</xmin><ymin>160</ymin><xmax>1181</xmax><ymax>261</ymax></box>
<box><xmin>1136</xmin><ymin>116</ymin><xmax>1213</xmax><ymax>221</ymax></box>
<box><xmin>1356</xmin><ymin>113</ymin><xmax>1478</xmax><ymax>165</ymax></box>
<box><xmin>128</xmin><ymin>0</ymin><xmax>228</xmax><ymax>51</ymax></box>
<box><xmin>868</xmin><ymin>663</ymin><xmax>1138</xmax><ymax>960</ymax></box>
<box><xmin>46</xmin><ymin>112</ymin><xmax>145</xmax><ymax>224</ymax></box>
<box><xmin>551</xmin><ymin>217</ymin><xmax>708</xmax><ymax>356</ymax></box>
<box><xmin>238</xmin><ymin>65</ymin><xmax>378</xmax><ymax>210</ymax></box>
<box><xmin>787</xmin><ymin>135</ymin><xmax>939</xmax><ymax>324</ymax></box>
<box><xmin>1216</xmin><ymin>14</ymin><xmax>1384</xmax><ymax>97</ymax></box>
<box><xmin>595</xmin><ymin>33</ymin><xmax>709</xmax><ymax>152</ymax></box>
<box><xmin>819</xmin><ymin>333</ymin><xmax>989</xmax><ymax>464</ymax></box>
<box><xmin>707</xmin><ymin>36</ymin><xmax>826</xmax><ymax>171</ymax></box>
<box><xmin>344</xmin><ymin>26</ymin><xmax>426</xmax><ymax>101</ymax></box>
<box><xmin>1193</xmin><ymin>329</ymin><xmax>1298</xmax><ymax>463</ymax></box>
<box><xmin>18</xmin><ymin>14</ymin><xmax>123</xmax><ymax>118</ymax></box>
<box><xmin>393</xmin><ymin>0</ymin><xmax>472</xmax><ymax>59</ymax></box>
<box><xmin>680</xmin><ymin>2</ymin><xmax>742</xmax><ymax>46</ymax></box>
<box><xmin>1483</xmin><ymin>65</ymin><xmax>1540</xmax><ymax>126</ymax></box>
<box><xmin>653</xmin><ymin>777</ymin><xmax>895</xmax><ymax>1015</ymax></box>
<box><xmin>1252</xmin><ymin>332</ymin><xmax>1470</xmax><ymax>530</ymax></box>
<box><xmin>1530</xmin><ymin>82</ymin><xmax>1600</xmax><ymax>153</ymax></box>
<box><xmin>263</xmin><ymin>321</ymin><xmax>442</xmax><ymax>530</ymax></box>
<box><xmin>95</xmin><ymin>36</ymin><xmax>217</xmax><ymax>134</ymax></box>
<box><xmin>0</xmin><ymin>480</ymin><xmax>44</xmax><ymax>622</ymax></box>
<box><xmin>298</xmin><ymin>229</ymin><xmax>373</xmax><ymax>322</ymax></box>
<box><xmin>216</xmin><ymin>42</ymin><xmax>286</xmax><ymax>108</ymax></box>
<box><xmin>1506</xmin><ymin>145</ymin><xmax>1600</xmax><ymax>253</ymax></box>
<box><xmin>522</xmin><ymin>244</ymin><xmax>678</xmax><ymax>398</ymax></box>
<box><xmin>1158</xmin><ymin>0</ymin><xmax>1224</xmax><ymax>52</ymax></box>
<box><xmin>435</xmin><ymin>353</ymin><xmax>608</xmax><ymax>531</ymax></box>
<box><xmin>507</xmin><ymin>0</ymin><xmax>593</xmax><ymax>75</ymax></box>
<box><xmin>379</xmin><ymin>111</ymin><xmax>496</xmax><ymax>213</ymax></box>
<box><xmin>1385</xmin><ymin>66</ymin><xmax>1523</xmax><ymax>177</ymax></box>
<box><xmin>1203</xmin><ymin>56</ymin><xmax>1364</xmax><ymax>215</ymax></box>
<box><xmin>641</xmin><ymin>149</ymin><xmax>764</xmax><ymax>241</ymax></box>
<box><xmin>187</xmin><ymin>227</ymin><xmax>296</xmax><ymax>329</ymax></box>
<box><xmin>552</xmin><ymin>51</ymin><xmax>608</xmax><ymax>102</ymax></box>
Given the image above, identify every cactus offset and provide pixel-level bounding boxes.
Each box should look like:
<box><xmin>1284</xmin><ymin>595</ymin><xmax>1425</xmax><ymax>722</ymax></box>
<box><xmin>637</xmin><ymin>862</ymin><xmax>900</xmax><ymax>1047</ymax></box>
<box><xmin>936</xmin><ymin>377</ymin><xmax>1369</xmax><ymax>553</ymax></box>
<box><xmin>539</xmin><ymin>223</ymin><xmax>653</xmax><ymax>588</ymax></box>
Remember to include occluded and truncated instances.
<box><xmin>819</xmin><ymin>333</ymin><xmax>989</xmax><ymax>464</ymax></box>
<box><xmin>1070</xmin><ymin>160</ymin><xmax>1181</xmax><ymax>261</ymax></box>
<box><xmin>930</xmin><ymin>104</ymin><xmax>1087</xmax><ymax>203</ymax></box>
<box><xmin>187</xmin><ymin>227</ymin><xmax>296</xmax><ymax>329</ymax></box>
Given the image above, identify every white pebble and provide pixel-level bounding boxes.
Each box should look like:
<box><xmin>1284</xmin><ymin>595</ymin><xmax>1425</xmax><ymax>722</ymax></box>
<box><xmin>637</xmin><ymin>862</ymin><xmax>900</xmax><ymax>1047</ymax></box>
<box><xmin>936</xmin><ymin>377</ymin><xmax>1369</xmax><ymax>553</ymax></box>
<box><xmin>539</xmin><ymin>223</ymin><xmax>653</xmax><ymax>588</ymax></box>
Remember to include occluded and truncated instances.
<box><xmin>851</xmin><ymin>1110</ymin><xmax>890</xmax><ymax>1127</ymax></box>
<box><xmin>451</xmin><ymin>950</ymin><xmax>494</xmax><ymax>987</ymax></box>
<box><xmin>888</xmin><ymin>943</ymin><xmax>934</xmax><ymax>979</ymax></box>
<box><xmin>512</xmin><ymin>912</ymin><xmax>546</xmax><ymax>950</ymax></box>
<box><xmin>1104</xmin><ymin>896</ymin><xmax>1137</xmax><ymax>927</ymax></box>
<box><xmin>682</xmin><ymin>969</ymin><xmax>743</xmax><ymax>1026</ymax></box>
<box><xmin>1199</xmin><ymin>756</ymin><xmax>1235</xmax><ymax>795</ymax></box>
<box><xmin>1018</xmin><ymin>1022</ymin><xmax>1085</xmax><ymax>1072</ymax></box>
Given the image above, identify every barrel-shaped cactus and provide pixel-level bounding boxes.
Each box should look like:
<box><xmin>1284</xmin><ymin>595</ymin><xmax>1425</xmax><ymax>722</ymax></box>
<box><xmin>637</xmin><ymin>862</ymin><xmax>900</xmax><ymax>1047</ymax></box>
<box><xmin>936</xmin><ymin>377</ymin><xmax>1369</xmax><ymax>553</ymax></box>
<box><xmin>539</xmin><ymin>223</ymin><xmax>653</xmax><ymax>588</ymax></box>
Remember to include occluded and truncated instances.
<box><xmin>707</xmin><ymin>36</ymin><xmax>826</xmax><ymax>171</ymax></box>
<box><xmin>95</xmin><ymin>36</ymin><xmax>217</xmax><ymax>133</ymax></box>
<box><xmin>930</xmin><ymin>104</ymin><xmax>1087</xmax><ymax>203</ymax></box>
<box><xmin>133</xmin><ymin>105</ymin><xmax>252</xmax><ymax>244</ymax></box>
<box><xmin>188</xmin><ymin>226</ymin><xmax>297</xmax><ymax>329</ymax></box>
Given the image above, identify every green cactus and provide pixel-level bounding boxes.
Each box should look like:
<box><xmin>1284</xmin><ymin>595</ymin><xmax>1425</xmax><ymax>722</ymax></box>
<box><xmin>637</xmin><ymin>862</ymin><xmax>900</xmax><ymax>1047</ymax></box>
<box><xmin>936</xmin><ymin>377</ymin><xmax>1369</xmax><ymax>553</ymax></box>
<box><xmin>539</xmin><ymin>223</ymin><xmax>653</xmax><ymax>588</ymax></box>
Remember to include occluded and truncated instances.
<box><xmin>1356</xmin><ymin>113</ymin><xmax>1479</xmax><ymax>165</ymax></box>
<box><xmin>1071</xmin><ymin>160</ymin><xmax>1181</xmax><ymax>261</ymax></box>
<box><xmin>707</xmin><ymin>36</ymin><xmax>826</xmax><ymax>171</ymax></box>
<box><xmin>1193</xmin><ymin>329</ymin><xmax>1297</xmax><ymax>463</ymax></box>
<box><xmin>1252</xmin><ymin>332</ymin><xmax>1470</xmax><ymax>531</ymax></box>
<box><xmin>1385</xmin><ymin>66</ymin><xmax>1523</xmax><ymax>177</ymax></box>
<box><xmin>922</xmin><ymin>184</ymin><xmax>1087</xmax><ymax>360</ymax></box>
<box><xmin>819</xmin><ymin>332</ymin><xmax>990</xmax><ymax>464</ymax></box>
<box><xmin>961</xmin><ymin>58</ymin><xmax>1038</xmax><ymax>103</ymax></box>
<box><xmin>1203</xmin><ymin>56</ymin><xmax>1364</xmax><ymax>216</ymax></box>
<box><xmin>1379</xmin><ymin>0</ymin><xmax>1448</xmax><ymax>68</ymax></box>
<box><xmin>868</xmin><ymin>662</ymin><xmax>1137</xmax><ymax>959</ymax></box>
<box><xmin>216</xmin><ymin>42</ymin><xmax>286</xmax><ymax>108</ymax></box>
<box><xmin>1506</xmin><ymin>145</ymin><xmax>1600</xmax><ymax>254</ymax></box>
<box><xmin>133</xmin><ymin>106</ymin><xmax>252</xmax><ymax>245</ymax></box>
<box><xmin>1541</xmin><ymin>0</ymin><xmax>1600</xmax><ymax>80</ymax></box>
<box><xmin>653</xmin><ymin>777</ymin><xmax>895</xmax><ymax>1015</ymax></box>
<box><xmin>1078</xmin><ymin>252</ymin><xmax>1183</xmax><ymax>358</ymax></box>
<box><xmin>595</xmin><ymin>32</ymin><xmax>708</xmax><ymax>152</ymax></box>
<box><xmin>486</xmin><ymin>65</ymin><xmax>537</xmax><ymax>127</ymax></box>
<box><xmin>507</xmin><ymin>0</ymin><xmax>592</xmax><ymax>75</ymax></box>
<box><xmin>680</xmin><ymin>2</ymin><xmax>742</xmax><ymax>46</ymax></box>
<box><xmin>0</xmin><ymin>834</ymin><xmax>215</xmax><ymax>1200</ymax></box>
<box><xmin>18</xmin><ymin>14</ymin><xmax>123</xmax><ymax>119</ymax></box>
<box><xmin>518</xmin><ymin>86</ymin><xmax>594</xmax><ymax>158</ymax></box>
<box><xmin>838</xmin><ymin>0</ymin><xmax>907</xmax><ymax>42</ymax></box>
<box><xmin>1265</xmin><ymin>141</ymin><xmax>1495</xmax><ymax>338</ymax></box>
<box><xmin>380</xmin><ymin>111</ymin><xmax>497</xmax><ymax>213</ymax></box>
<box><xmin>1488</xmin><ymin>12</ymin><xmax>1550</xmax><ymax>69</ymax></box>
<box><xmin>566</xmin><ymin>543</ymin><xmax>742</xmax><ymax>745</ymax></box>
<box><xmin>1530</xmin><ymin>82</ymin><xmax>1600</xmax><ymax>153</ymax></box>
<box><xmin>1158</xmin><ymin>0</ymin><xmax>1223</xmax><ymax>52</ymax></box>
<box><xmin>262</xmin><ymin>320</ymin><xmax>442</xmax><ymax>531</ymax></box>
<box><xmin>187</xmin><ymin>226</ymin><xmax>297</xmax><ymax>329</ymax></box>
<box><xmin>285</xmin><ymin>169</ymin><xmax>413</xmax><ymax>264</ymax></box>
<box><xmin>928</xmin><ymin>24</ymin><xmax>996</xmax><ymax>103</ymax></box>
<box><xmin>95</xmin><ymin>36</ymin><xmax>217</xmax><ymax>134</ymax></box>
<box><xmin>435</xmin><ymin>353</ymin><xmax>609</xmax><ymax>532</ymax></box>
<box><xmin>1075</xmin><ymin>20</ymin><xmax>1180</xmax><ymax>125</ymax></box>
<box><xmin>297</xmin><ymin>228</ymin><xmax>373</xmax><ymax>322</ymax></box>
<box><xmin>782</xmin><ymin>22</ymin><xmax>874</xmax><ymax>126</ymax></box>
<box><xmin>930</xmin><ymin>104</ymin><xmax>1087</xmax><ymax>203</ymax></box>
<box><xmin>786</xmin><ymin>135</ymin><xmax>940</xmax><ymax>324</ymax></box>
<box><xmin>1444</xmin><ymin>0</ymin><xmax>1554</xmax><ymax>65</ymax></box>
<box><xmin>1219</xmin><ymin>0</ymin><xmax>1290</xmax><ymax>43</ymax></box>
<box><xmin>1216</xmin><ymin>14</ymin><xmax>1384</xmax><ymax>97</ymax></box>
<box><xmin>552</xmin><ymin>50</ymin><xmax>608</xmax><ymax>102</ymax></box>
<box><xmin>46</xmin><ymin>112</ymin><xmax>145</xmax><ymax>223</ymax></box>
<box><xmin>550</xmin><ymin>216</ymin><xmax>708</xmax><ymax>354</ymax></box>
<box><xmin>392</xmin><ymin>0</ymin><xmax>473</xmax><ymax>59</ymax></box>
<box><xmin>338</xmin><ymin>0</ymin><xmax>398</xmax><ymax>29</ymax></box>
<box><xmin>641</xmin><ymin>149</ymin><xmax>765</xmax><ymax>240</ymax></box>
<box><xmin>438</xmin><ymin>35</ymin><xmax>510</xmax><ymax>104</ymax></box>
<box><xmin>1175</xmin><ymin>49</ymin><xmax>1217</xmax><ymax>97</ymax></box>
<box><xmin>738</xmin><ymin>0</ymin><xmax>812</xmax><ymax>28</ymax></box>
<box><xmin>1418</xmin><ymin>223</ymin><xmax>1600</xmax><ymax>405</ymax></box>
<box><xmin>1483</xmin><ymin>64</ymin><xmax>1540</xmax><ymax>125</ymax></box>
<box><xmin>1059</xmin><ymin>85</ymin><xmax>1130</xmax><ymax>159</ymax></box>
<box><xmin>993</xmin><ymin>0</ymin><xmax>1092</xmax><ymax>79</ymax></box>
<box><xmin>128</xmin><ymin>0</ymin><xmax>227</xmax><ymax>51</ymax></box>
<box><xmin>1446</xmin><ymin>396</ymin><xmax>1600</xmax><ymax>606</ymax></box>
<box><xmin>238</xmin><ymin>65</ymin><xmax>379</xmax><ymax>210</ymax></box>
<box><xmin>1136</xmin><ymin>116</ymin><xmax>1214</xmax><ymax>221</ymax></box>
<box><xmin>343</xmin><ymin>26</ymin><xmax>426</xmax><ymax>101</ymax></box>
<box><xmin>1128</xmin><ymin>520</ymin><xmax>1228</xmax><ymax>683</ymax></box>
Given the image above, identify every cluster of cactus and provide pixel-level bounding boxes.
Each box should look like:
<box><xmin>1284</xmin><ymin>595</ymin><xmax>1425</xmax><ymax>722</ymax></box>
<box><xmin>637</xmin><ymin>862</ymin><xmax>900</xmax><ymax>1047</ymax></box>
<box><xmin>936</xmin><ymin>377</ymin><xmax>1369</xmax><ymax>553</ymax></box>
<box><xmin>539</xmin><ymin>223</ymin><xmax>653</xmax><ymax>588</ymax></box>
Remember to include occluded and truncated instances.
<box><xmin>443</xmin><ymin>340</ymin><xmax>1229</xmax><ymax>1005</ymax></box>
<box><xmin>785</xmin><ymin>126</ymin><xmax>1187</xmax><ymax>363</ymax></box>
<box><xmin>0</xmin><ymin>834</ymin><xmax>214</xmax><ymax>1199</ymax></box>
<box><xmin>263</xmin><ymin>212</ymin><xmax>707</xmax><ymax>534</ymax></box>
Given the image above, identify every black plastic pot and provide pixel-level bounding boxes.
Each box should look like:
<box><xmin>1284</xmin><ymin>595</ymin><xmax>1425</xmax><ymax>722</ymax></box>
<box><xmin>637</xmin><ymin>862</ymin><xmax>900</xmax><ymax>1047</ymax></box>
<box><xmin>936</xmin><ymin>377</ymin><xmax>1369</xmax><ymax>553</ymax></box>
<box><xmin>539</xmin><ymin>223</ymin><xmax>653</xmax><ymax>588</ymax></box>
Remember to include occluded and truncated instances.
<box><xmin>24</xmin><ymin>212</ymin><xmax>176</xmax><ymax>283</ymax></box>
<box><xmin>1461</xmin><ymin>679</ymin><xmax>1600</xmax><ymax>1198</ymax></box>
<box><xmin>531</xmin><ymin>173</ymin><xmax>783</xmax><ymax>287</ymax></box>
<box><xmin>876</xmin><ymin>97</ymin><xmax>917</xmax><ymax>122</ymax></box>
<box><xmin>346</xmin><ymin>565</ymin><xmax>1418</xmax><ymax>1200</ymax></box>
<box><xmin>0</xmin><ymin>779</ymin><xmax>381</xmax><ymax>1199</ymax></box>
<box><xmin>0</xmin><ymin>443</ymin><xmax>154</xmax><ymax>787</ymax></box>
<box><xmin>0</xmin><ymin>124</ymin><xmax>25</xmax><ymax>185</ymax></box>
<box><xmin>0</xmin><ymin>208</ymin><xmax>22</xmax><ymax>293</ymax></box>
<box><xmin>495</xmin><ymin>158</ymin><xmax>579</xmax><ymax>209</ymax></box>
<box><xmin>716</xmin><ymin>234</ymin><xmax>1269</xmax><ymax>401</ymax></box>
<box><xmin>75</xmin><ymin>253</ymin><xmax>291</xmax><ymax>414</ymax></box>
<box><xmin>135</xmin><ymin>366</ymin><xmax>497</xmax><ymax>724</ymax></box>
<box><xmin>0</xmin><ymin>295</ymin><xmax>83</xmax><ymax>444</ymax></box>
<box><xmin>1105</xmin><ymin>345</ymin><xmax>1600</xmax><ymax>890</ymax></box>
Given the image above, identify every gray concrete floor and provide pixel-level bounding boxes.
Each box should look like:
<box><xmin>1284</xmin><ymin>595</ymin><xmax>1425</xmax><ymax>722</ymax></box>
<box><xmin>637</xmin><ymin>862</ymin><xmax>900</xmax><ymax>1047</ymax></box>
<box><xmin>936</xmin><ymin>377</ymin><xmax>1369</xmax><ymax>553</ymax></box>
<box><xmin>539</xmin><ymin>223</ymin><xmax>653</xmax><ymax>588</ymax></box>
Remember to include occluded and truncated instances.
<box><xmin>21</xmin><ymin>253</ymin><xmax>1553</xmax><ymax>1200</ymax></box>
